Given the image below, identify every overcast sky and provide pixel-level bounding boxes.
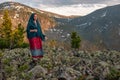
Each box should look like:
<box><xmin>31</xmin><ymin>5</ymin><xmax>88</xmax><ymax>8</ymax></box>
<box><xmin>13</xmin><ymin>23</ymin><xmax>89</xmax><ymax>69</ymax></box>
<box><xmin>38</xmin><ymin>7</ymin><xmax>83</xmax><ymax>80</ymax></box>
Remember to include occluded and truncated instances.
<box><xmin>0</xmin><ymin>0</ymin><xmax>120</xmax><ymax>16</ymax></box>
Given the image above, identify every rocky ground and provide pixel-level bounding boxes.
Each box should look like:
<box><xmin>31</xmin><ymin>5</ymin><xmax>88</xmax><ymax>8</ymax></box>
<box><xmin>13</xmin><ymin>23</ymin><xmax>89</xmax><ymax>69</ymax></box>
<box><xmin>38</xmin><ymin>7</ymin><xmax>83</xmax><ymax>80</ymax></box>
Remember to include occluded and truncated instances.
<box><xmin>0</xmin><ymin>46</ymin><xmax>120</xmax><ymax>80</ymax></box>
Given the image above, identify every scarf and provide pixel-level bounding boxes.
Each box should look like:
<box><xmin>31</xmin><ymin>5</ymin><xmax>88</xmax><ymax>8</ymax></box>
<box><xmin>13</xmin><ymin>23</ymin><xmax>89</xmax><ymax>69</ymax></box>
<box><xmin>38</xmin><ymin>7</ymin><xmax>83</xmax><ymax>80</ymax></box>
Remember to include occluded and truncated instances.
<box><xmin>26</xmin><ymin>13</ymin><xmax>45</xmax><ymax>41</ymax></box>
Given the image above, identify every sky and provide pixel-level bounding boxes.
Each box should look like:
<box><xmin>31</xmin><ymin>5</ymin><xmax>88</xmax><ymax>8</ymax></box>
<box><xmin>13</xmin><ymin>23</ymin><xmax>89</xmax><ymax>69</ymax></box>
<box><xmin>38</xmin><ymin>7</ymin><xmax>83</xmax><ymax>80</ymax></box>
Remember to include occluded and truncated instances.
<box><xmin>0</xmin><ymin>0</ymin><xmax>120</xmax><ymax>16</ymax></box>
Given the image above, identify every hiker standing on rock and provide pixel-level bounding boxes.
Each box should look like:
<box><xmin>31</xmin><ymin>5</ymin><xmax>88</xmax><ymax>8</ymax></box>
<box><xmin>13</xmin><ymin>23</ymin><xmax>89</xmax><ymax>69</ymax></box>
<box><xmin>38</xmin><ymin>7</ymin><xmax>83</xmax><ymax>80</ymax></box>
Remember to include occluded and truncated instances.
<box><xmin>26</xmin><ymin>13</ymin><xmax>45</xmax><ymax>67</ymax></box>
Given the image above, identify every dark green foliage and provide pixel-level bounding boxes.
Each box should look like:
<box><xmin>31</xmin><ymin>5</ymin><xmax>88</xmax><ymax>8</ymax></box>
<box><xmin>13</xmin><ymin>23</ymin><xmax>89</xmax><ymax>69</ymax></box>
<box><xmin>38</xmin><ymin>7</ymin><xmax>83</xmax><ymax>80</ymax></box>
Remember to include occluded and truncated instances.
<box><xmin>20</xmin><ymin>43</ymin><xmax>29</xmax><ymax>48</ymax></box>
<box><xmin>3</xmin><ymin>58</ymin><xmax>12</xmax><ymax>65</ymax></box>
<box><xmin>0</xmin><ymin>39</ymin><xmax>8</xmax><ymax>48</ymax></box>
<box><xmin>4</xmin><ymin>65</ymin><xmax>13</xmax><ymax>74</ymax></box>
<box><xmin>71</xmin><ymin>32</ymin><xmax>81</xmax><ymax>49</ymax></box>
<box><xmin>12</xmin><ymin>23</ymin><xmax>25</xmax><ymax>48</ymax></box>
<box><xmin>0</xmin><ymin>10</ymin><xmax>27</xmax><ymax>49</ymax></box>
<box><xmin>0</xmin><ymin>10</ymin><xmax>12</xmax><ymax>49</ymax></box>
<box><xmin>106</xmin><ymin>68</ymin><xmax>120</xmax><ymax>80</ymax></box>
<box><xmin>18</xmin><ymin>64</ymin><xmax>29</xmax><ymax>72</ymax></box>
<box><xmin>0</xmin><ymin>52</ymin><xmax>3</xmax><ymax>58</ymax></box>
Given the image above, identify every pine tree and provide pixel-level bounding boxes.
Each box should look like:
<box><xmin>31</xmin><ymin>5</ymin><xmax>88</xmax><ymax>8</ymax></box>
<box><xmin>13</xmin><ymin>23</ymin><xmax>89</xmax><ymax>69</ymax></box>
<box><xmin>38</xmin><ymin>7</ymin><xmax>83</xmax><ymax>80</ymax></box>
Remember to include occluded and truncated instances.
<box><xmin>71</xmin><ymin>32</ymin><xmax>81</xmax><ymax>49</ymax></box>
<box><xmin>0</xmin><ymin>10</ymin><xmax>12</xmax><ymax>48</ymax></box>
<box><xmin>17</xmin><ymin>23</ymin><xmax>25</xmax><ymax>47</ymax></box>
<box><xmin>12</xmin><ymin>23</ymin><xmax>25</xmax><ymax>48</ymax></box>
<box><xmin>0</xmin><ymin>10</ymin><xmax>26</xmax><ymax>49</ymax></box>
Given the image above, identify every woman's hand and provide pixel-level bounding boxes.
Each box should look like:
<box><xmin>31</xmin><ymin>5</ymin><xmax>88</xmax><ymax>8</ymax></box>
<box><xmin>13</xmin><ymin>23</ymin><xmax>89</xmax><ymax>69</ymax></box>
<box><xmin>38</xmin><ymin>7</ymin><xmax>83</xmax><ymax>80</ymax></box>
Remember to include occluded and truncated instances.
<box><xmin>42</xmin><ymin>36</ymin><xmax>48</xmax><ymax>42</ymax></box>
<box><xmin>34</xmin><ymin>29</ymin><xmax>37</xmax><ymax>32</ymax></box>
<box><xmin>45</xmin><ymin>36</ymin><xmax>48</xmax><ymax>40</ymax></box>
<box><xmin>30</xmin><ymin>29</ymin><xmax>37</xmax><ymax>32</ymax></box>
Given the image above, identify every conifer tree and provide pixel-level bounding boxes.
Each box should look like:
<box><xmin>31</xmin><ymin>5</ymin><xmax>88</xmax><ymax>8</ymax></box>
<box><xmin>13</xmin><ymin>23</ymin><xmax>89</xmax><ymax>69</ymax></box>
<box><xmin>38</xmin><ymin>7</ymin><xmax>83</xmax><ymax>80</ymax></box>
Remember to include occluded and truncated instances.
<box><xmin>16</xmin><ymin>23</ymin><xmax>25</xmax><ymax>47</ymax></box>
<box><xmin>0</xmin><ymin>10</ymin><xmax>25</xmax><ymax>49</ymax></box>
<box><xmin>71</xmin><ymin>32</ymin><xmax>81</xmax><ymax>49</ymax></box>
<box><xmin>0</xmin><ymin>10</ymin><xmax>12</xmax><ymax>48</ymax></box>
<box><xmin>12</xmin><ymin>23</ymin><xmax>25</xmax><ymax>48</ymax></box>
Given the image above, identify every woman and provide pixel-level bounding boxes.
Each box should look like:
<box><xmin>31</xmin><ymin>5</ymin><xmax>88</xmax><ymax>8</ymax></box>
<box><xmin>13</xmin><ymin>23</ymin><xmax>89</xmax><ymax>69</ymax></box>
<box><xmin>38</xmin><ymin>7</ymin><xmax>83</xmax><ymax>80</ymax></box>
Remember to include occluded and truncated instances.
<box><xmin>26</xmin><ymin>13</ymin><xmax>45</xmax><ymax>67</ymax></box>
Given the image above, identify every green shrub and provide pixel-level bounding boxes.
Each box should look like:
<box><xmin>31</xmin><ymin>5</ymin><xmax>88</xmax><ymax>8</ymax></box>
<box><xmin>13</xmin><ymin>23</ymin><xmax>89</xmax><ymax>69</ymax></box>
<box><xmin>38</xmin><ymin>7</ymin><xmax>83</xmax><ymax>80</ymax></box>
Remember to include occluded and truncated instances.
<box><xmin>106</xmin><ymin>68</ymin><xmax>120</xmax><ymax>80</ymax></box>
<box><xmin>18</xmin><ymin>64</ymin><xmax>29</xmax><ymax>72</ymax></box>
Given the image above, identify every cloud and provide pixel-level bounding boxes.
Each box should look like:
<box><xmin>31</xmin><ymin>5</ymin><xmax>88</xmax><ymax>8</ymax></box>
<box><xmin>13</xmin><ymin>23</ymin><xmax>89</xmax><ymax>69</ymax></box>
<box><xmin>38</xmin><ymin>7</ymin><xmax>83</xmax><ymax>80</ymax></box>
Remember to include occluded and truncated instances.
<box><xmin>105</xmin><ymin>0</ymin><xmax>120</xmax><ymax>5</ymax></box>
<box><xmin>40</xmin><ymin>4</ymin><xmax>107</xmax><ymax>16</ymax></box>
<box><xmin>0</xmin><ymin>0</ymin><xmax>119</xmax><ymax>16</ymax></box>
<box><xmin>32</xmin><ymin>0</ymin><xmax>120</xmax><ymax>6</ymax></box>
<box><xmin>0</xmin><ymin>0</ymin><xmax>14</xmax><ymax>2</ymax></box>
<box><xmin>0</xmin><ymin>0</ymin><xmax>120</xmax><ymax>7</ymax></box>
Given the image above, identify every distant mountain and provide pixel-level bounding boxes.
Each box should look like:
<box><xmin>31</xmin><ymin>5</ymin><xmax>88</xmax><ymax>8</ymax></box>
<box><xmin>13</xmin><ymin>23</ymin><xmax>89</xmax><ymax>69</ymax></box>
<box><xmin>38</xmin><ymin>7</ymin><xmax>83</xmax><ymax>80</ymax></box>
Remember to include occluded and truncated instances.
<box><xmin>0</xmin><ymin>2</ymin><xmax>65</xmax><ymax>31</ymax></box>
<box><xmin>48</xmin><ymin>4</ymin><xmax>120</xmax><ymax>50</ymax></box>
<box><xmin>0</xmin><ymin>2</ymin><xmax>79</xmax><ymax>31</ymax></box>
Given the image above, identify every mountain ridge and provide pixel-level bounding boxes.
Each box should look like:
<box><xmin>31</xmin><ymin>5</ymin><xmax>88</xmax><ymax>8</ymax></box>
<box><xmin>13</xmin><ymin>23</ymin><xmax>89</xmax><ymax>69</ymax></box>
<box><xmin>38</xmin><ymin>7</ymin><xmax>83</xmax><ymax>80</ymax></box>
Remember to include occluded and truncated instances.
<box><xmin>0</xmin><ymin>1</ymin><xmax>57</xmax><ymax>31</ymax></box>
<box><xmin>48</xmin><ymin>4</ymin><xmax>120</xmax><ymax>50</ymax></box>
<box><xmin>0</xmin><ymin>2</ymin><xmax>120</xmax><ymax>50</ymax></box>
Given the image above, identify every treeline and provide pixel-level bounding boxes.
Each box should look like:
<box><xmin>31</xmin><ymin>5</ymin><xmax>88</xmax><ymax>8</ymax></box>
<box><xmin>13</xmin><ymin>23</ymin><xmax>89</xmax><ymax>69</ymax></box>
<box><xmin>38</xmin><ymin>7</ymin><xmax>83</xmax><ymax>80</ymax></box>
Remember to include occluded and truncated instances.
<box><xmin>0</xmin><ymin>10</ymin><xmax>28</xmax><ymax>49</ymax></box>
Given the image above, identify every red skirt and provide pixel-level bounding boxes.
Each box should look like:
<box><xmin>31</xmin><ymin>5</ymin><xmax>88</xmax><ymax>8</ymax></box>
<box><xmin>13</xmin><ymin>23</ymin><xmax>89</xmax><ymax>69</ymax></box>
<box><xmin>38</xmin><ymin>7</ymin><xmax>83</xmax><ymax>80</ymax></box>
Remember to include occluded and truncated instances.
<box><xmin>29</xmin><ymin>37</ymin><xmax>43</xmax><ymax>58</ymax></box>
